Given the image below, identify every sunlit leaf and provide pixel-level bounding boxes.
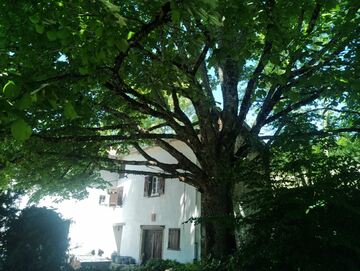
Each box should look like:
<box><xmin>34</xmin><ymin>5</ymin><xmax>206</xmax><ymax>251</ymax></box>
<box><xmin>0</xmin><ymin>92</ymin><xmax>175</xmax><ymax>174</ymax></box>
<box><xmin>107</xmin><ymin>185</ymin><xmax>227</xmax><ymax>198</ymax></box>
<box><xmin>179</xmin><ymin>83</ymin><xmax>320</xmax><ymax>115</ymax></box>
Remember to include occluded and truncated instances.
<box><xmin>11</xmin><ymin>118</ymin><xmax>32</xmax><ymax>141</ymax></box>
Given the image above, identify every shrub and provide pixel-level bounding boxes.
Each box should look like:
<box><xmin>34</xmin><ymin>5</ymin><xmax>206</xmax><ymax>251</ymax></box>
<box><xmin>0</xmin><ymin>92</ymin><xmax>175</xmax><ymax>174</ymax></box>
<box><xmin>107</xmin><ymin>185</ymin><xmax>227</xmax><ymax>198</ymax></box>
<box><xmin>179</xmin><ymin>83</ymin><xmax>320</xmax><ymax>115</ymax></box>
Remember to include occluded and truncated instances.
<box><xmin>3</xmin><ymin>206</ymin><xmax>70</xmax><ymax>271</ymax></box>
<box><xmin>237</xmin><ymin>184</ymin><xmax>360</xmax><ymax>271</ymax></box>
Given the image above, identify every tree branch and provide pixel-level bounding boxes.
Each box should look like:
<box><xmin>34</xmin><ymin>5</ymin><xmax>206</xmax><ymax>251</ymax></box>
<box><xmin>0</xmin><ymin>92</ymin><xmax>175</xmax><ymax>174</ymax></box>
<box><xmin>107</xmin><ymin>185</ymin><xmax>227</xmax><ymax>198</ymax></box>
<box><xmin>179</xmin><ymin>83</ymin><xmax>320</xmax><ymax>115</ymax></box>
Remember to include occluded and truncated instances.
<box><xmin>306</xmin><ymin>2</ymin><xmax>321</xmax><ymax>35</ymax></box>
<box><xmin>132</xmin><ymin>143</ymin><xmax>181</xmax><ymax>171</ymax></box>
<box><xmin>238</xmin><ymin>40</ymin><xmax>272</xmax><ymax>126</ymax></box>
<box><xmin>36</xmin><ymin>133</ymin><xmax>177</xmax><ymax>142</ymax></box>
<box><xmin>156</xmin><ymin>139</ymin><xmax>206</xmax><ymax>181</ymax></box>
<box><xmin>113</xmin><ymin>1</ymin><xmax>172</xmax><ymax>72</ymax></box>
<box><xmin>260</xmin><ymin>127</ymin><xmax>360</xmax><ymax>140</ymax></box>
<box><xmin>192</xmin><ymin>44</ymin><xmax>209</xmax><ymax>75</ymax></box>
<box><xmin>264</xmin><ymin>86</ymin><xmax>327</xmax><ymax>125</ymax></box>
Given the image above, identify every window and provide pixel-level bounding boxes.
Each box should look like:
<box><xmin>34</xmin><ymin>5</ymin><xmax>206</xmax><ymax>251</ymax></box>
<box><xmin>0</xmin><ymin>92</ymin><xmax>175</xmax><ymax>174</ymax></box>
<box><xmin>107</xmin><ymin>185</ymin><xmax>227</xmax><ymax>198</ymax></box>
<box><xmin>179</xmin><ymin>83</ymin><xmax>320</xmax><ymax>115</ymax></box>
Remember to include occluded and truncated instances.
<box><xmin>108</xmin><ymin>187</ymin><xmax>124</xmax><ymax>207</ymax></box>
<box><xmin>98</xmin><ymin>195</ymin><xmax>106</xmax><ymax>205</ymax></box>
<box><xmin>151</xmin><ymin>177</ymin><xmax>160</xmax><ymax>196</ymax></box>
<box><xmin>144</xmin><ymin>176</ymin><xmax>165</xmax><ymax>197</ymax></box>
<box><xmin>168</xmin><ymin>228</ymin><xmax>180</xmax><ymax>250</ymax></box>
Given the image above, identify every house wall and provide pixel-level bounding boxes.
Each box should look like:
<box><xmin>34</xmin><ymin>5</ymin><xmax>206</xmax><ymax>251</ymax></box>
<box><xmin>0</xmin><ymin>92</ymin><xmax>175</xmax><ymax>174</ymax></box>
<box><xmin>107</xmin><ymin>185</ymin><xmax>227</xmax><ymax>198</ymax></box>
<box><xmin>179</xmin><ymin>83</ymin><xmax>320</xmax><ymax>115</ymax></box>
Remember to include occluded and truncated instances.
<box><xmin>35</xmin><ymin>141</ymin><xmax>201</xmax><ymax>264</ymax></box>
<box><xmin>114</xmin><ymin>140</ymin><xmax>201</xmax><ymax>263</ymax></box>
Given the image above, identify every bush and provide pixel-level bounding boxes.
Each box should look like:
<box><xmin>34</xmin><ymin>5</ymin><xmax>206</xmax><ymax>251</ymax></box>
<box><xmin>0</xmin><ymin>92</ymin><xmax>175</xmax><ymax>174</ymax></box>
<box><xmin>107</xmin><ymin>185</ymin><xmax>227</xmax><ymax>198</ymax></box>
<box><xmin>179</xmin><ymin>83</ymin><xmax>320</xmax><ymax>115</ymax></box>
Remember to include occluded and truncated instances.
<box><xmin>123</xmin><ymin>258</ymin><xmax>233</xmax><ymax>271</ymax></box>
<box><xmin>3</xmin><ymin>206</ymin><xmax>70</xmax><ymax>271</ymax></box>
<box><xmin>237</xmin><ymin>184</ymin><xmax>360</xmax><ymax>271</ymax></box>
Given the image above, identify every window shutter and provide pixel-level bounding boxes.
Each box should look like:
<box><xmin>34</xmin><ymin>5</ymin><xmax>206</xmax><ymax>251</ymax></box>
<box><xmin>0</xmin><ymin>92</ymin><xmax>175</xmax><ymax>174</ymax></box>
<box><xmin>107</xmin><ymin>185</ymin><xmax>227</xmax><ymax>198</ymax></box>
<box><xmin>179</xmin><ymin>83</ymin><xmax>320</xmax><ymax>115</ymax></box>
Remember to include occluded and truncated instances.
<box><xmin>168</xmin><ymin>228</ymin><xmax>180</xmax><ymax>250</ymax></box>
<box><xmin>144</xmin><ymin>176</ymin><xmax>150</xmax><ymax>197</ymax></box>
<box><xmin>117</xmin><ymin>187</ymin><xmax>124</xmax><ymax>206</ymax></box>
<box><xmin>109</xmin><ymin>189</ymin><xmax>118</xmax><ymax>206</ymax></box>
<box><xmin>159</xmin><ymin>177</ymin><xmax>165</xmax><ymax>195</ymax></box>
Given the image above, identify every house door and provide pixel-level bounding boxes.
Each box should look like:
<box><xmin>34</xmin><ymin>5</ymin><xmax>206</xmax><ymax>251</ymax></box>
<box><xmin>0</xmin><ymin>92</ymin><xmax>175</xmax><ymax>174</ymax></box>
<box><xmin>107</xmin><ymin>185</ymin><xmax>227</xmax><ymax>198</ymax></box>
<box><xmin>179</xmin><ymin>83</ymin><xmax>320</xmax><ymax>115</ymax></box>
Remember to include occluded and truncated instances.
<box><xmin>140</xmin><ymin>227</ymin><xmax>163</xmax><ymax>264</ymax></box>
<box><xmin>113</xmin><ymin>224</ymin><xmax>124</xmax><ymax>254</ymax></box>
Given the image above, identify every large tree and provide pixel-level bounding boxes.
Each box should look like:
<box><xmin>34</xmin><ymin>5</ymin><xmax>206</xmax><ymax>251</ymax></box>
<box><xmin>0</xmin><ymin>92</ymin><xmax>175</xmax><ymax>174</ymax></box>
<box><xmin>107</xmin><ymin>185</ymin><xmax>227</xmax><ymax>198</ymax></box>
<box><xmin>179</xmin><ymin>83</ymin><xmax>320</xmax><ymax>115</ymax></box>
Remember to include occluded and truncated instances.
<box><xmin>0</xmin><ymin>0</ymin><xmax>359</xmax><ymax>258</ymax></box>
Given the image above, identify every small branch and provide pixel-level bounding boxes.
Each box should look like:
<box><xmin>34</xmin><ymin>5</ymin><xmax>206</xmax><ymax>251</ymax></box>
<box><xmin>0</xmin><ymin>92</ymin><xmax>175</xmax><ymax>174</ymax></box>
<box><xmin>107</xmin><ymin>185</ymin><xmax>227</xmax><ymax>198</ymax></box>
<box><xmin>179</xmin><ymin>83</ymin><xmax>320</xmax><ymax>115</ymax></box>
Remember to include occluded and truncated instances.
<box><xmin>264</xmin><ymin>87</ymin><xmax>327</xmax><ymax>124</ymax></box>
<box><xmin>105</xmin><ymin>79</ymin><xmax>179</xmax><ymax>128</ymax></box>
<box><xmin>297</xmin><ymin>8</ymin><xmax>305</xmax><ymax>33</ymax></box>
<box><xmin>27</xmin><ymin>72</ymin><xmax>89</xmax><ymax>87</ymax></box>
<box><xmin>306</xmin><ymin>3</ymin><xmax>321</xmax><ymax>34</ymax></box>
<box><xmin>148</xmin><ymin>122</ymin><xmax>171</xmax><ymax>131</ymax></box>
<box><xmin>113</xmin><ymin>1</ymin><xmax>172</xmax><ymax>72</ymax></box>
<box><xmin>238</xmin><ymin>40</ymin><xmax>272</xmax><ymax>126</ymax></box>
<box><xmin>191</xmin><ymin>44</ymin><xmax>209</xmax><ymax>75</ymax></box>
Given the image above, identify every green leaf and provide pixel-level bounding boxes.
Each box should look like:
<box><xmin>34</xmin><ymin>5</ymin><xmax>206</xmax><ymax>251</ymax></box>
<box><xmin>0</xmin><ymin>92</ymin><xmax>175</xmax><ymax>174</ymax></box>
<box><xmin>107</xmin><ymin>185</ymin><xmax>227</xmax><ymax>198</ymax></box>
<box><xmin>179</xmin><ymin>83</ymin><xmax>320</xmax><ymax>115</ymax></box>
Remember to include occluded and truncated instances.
<box><xmin>117</xmin><ymin>16</ymin><xmax>126</xmax><ymax>27</ymax></box>
<box><xmin>63</xmin><ymin>101</ymin><xmax>78</xmax><ymax>120</ymax></box>
<box><xmin>11</xmin><ymin>118</ymin><xmax>32</xmax><ymax>141</ymax></box>
<box><xmin>35</xmin><ymin>24</ymin><xmax>45</xmax><ymax>34</ymax></box>
<box><xmin>115</xmin><ymin>39</ymin><xmax>128</xmax><ymax>52</ymax></box>
<box><xmin>57</xmin><ymin>28</ymin><xmax>71</xmax><ymax>40</ymax></box>
<box><xmin>79</xmin><ymin>66</ymin><xmax>89</xmax><ymax>75</ymax></box>
<box><xmin>127</xmin><ymin>31</ymin><xmax>135</xmax><ymax>40</ymax></box>
<box><xmin>46</xmin><ymin>31</ymin><xmax>57</xmax><ymax>41</ymax></box>
<box><xmin>15</xmin><ymin>93</ymin><xmax>32</xmax><ymax>110</ymax></box>
<box><xmin>29</xmin><ymin>14</ymin><xmax>40</xmax><ymax>24</ymax></box>
<box><xmin>3</xmin><ymin>80</ymin><xmax>20</xmax><ymax>99</ymax></box>
<box><xmin>171</xmin><ymin>9</ymin><xmax>181</xmax><ymax>24</ymax></box>
<box><xmin>48</xmin><ymin>99</ymin><xmax>58</xmax><ymax>109</ymax></box>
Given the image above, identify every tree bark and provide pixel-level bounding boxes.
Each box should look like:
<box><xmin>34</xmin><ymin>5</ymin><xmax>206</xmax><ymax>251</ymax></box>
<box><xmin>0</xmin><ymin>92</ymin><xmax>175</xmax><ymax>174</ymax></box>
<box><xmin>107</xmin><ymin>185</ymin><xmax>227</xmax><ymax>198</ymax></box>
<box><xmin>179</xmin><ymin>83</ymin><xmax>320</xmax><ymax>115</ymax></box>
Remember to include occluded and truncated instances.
<box><xmin>201</xmin><ymin>181</ymin><xmax>237</xmax><ymax>259</ymax></box>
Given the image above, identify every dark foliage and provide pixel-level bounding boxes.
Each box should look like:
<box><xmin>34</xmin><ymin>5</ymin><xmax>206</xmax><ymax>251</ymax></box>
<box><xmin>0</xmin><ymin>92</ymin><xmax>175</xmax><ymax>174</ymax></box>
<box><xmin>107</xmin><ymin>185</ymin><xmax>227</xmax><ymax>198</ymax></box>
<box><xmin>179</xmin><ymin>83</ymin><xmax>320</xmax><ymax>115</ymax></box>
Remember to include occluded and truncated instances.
<box><xmin>0</xmin><ymin>190</ymin><xmax>21</xmax><ymax>268</ymax></box>
<box><xmin>237</xmin><ymin>183</ymin><xmax>360</xmax><ymax>271</ymax></box>
<box><xmin>3</xmin><ymin>206</ymin><xmax>70</xmax><ymax>271</ymax></box>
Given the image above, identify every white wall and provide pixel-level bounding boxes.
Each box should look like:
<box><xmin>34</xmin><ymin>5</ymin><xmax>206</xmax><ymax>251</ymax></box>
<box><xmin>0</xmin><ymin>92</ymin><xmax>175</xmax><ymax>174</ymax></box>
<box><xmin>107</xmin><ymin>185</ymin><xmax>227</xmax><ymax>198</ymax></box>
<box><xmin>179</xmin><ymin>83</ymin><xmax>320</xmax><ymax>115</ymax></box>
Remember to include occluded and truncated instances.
<box><xmin>34</xmin><ymin>140</ymin><xmax>201</xmax><ymax>263</ymax></box>
<box><xmin>115</xmin><ymin>140</ymin><xmax>201</xmax><ymax>263</ymax></box>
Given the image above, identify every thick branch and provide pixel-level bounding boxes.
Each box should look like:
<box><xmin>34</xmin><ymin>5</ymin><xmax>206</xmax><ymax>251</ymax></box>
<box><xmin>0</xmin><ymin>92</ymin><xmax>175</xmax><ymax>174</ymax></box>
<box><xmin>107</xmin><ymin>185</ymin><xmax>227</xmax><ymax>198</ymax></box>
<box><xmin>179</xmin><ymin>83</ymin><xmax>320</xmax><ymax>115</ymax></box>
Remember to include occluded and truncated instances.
<box><xmin>260</xmin><ymin>127</ymin><xmax>360</xmax><ymax>140</ymax></box>
<box><xmin>156</xmin><ymin>139</ymin><xmax>206</xmax><ymax>180</ymax></box>
<box><xmin>132</xmin><ymin>143</ymin><xmax>180</xmax><ymax>171</ymax></box>
<box><xmin>132</xmin><ymin>143</ymin><xmax>201</xmax><ymax>188</ymax></box>
<box><xmin>36</xmin><ymin>133</ymin><xmax>177</xmax><ymax>142</ymax></box>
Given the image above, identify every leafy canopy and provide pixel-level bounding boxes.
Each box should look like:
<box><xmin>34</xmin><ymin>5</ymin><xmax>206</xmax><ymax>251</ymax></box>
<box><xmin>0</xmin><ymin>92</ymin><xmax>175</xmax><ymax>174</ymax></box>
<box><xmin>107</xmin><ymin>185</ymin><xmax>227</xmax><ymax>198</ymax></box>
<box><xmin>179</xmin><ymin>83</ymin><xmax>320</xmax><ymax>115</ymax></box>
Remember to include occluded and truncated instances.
<box><xmin>0</xmin><ymin>0</ymin><xmax>359</xmax><ymax>198</ymax></box>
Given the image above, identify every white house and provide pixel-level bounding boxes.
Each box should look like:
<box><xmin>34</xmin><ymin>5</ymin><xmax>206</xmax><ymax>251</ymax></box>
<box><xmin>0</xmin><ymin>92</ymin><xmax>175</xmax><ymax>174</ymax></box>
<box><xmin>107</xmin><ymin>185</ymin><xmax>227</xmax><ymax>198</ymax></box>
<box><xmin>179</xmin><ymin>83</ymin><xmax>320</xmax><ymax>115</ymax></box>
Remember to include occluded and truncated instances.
<box><xmin>106</xmin><ymin>140</ymin><xmax>202</xmax><ymax>264</ymax></box>
<box><xmin>52</xmin><ymin>140</ymin><xmax>202</xmax><ymax>264</ymax></box>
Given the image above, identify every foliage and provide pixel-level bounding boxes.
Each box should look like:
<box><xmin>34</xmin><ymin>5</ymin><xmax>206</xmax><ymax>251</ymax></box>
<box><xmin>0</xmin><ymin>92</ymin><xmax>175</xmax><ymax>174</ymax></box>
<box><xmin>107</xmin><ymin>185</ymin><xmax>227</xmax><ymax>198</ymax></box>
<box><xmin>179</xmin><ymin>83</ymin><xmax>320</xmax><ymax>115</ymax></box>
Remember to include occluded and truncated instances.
<box><xmin>3</xmin><ymin>206</ymin><xmax>70</xmax><ymax>271</ymax></box>
<box><xmin>235</xmin><ymin>135</ymin><xmax>360</xmax><ymax>271</ymax></box>
<box><xmin>121</xmin><ymin>258</ymin><xmax>232</xmax><ymax>271</ymax></box>
<box><xmin>0</xmin><ymin>0</ymin><xmax>359</xmax><ymax>257</ymax></box>
<box><xmin>237</xmin><ymin>183</ymin><xmax>360</xmax><ymax>271</ymax></box>
<box><xmin>0</xmin><ymin>189</ymin><xmax>21</xmax><ymax>268</ymax></box>
<box><xmin>132</xmin><ymin>259</ymin><xmax>181</xmax><ymax>271</ymax></box>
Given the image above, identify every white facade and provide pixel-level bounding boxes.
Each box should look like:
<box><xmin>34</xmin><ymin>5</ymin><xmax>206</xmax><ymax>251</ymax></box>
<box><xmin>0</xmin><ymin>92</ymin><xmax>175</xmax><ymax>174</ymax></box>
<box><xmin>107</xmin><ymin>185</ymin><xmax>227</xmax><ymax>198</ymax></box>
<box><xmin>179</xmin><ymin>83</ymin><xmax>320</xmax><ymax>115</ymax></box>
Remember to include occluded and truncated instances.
<box><xmin>44</xmin><ymin>140</ymin><xmax>201</xmax><ymax>264</ymax></box>
<box><xmin>111</xmin><ymin>140</ymin><xmax>201</xmax><ymax>263</ymax></box>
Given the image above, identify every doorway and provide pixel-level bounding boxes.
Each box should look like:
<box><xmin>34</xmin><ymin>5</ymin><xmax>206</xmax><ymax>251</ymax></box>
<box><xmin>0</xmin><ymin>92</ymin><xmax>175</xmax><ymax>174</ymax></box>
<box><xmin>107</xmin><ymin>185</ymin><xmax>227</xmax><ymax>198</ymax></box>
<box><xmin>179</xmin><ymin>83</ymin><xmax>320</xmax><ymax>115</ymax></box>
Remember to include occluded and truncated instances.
<box><xmin>113</xmin><ymin>224</ymin><xmax>124</xmax><ymax>254</ymax></box>
<box><xmin>140</xmin><ymin>226</ymin><xmax>164</xmax><ymax>264</ymax></box>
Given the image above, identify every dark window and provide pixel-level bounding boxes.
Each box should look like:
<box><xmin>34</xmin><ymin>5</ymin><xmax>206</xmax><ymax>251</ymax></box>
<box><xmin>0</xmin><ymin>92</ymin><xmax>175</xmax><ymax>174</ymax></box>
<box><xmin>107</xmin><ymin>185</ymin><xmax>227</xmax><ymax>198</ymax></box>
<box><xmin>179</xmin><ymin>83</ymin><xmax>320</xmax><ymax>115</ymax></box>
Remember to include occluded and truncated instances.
<box><xmin>98</xmin><ymin>195</ymin><xmax>106</xmax><ymax>205</ymax></box>
<box><xmin>144</xmin><ymin>176</ymin><xmax>165</xmax><ymax>197</ymax></box>
<box><xmin>168</xmin><ymin>228</ymin><xmax>180</xmax><ymax>250</ymax></box>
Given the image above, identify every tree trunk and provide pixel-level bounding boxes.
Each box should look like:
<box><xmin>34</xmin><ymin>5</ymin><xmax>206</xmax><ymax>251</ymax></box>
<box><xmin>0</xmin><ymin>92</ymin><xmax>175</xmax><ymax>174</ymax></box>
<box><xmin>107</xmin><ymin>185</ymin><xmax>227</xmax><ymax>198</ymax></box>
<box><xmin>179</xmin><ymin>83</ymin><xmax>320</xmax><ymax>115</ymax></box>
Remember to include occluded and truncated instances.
<box><xmin>201</xmin><ymin>181</ymin><xmax>237</xmax><ymax>259</ymax></box>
